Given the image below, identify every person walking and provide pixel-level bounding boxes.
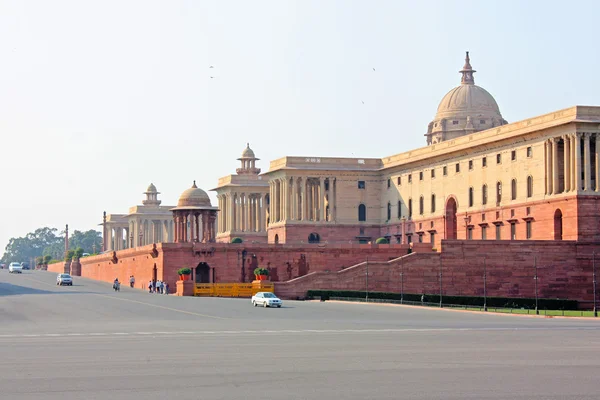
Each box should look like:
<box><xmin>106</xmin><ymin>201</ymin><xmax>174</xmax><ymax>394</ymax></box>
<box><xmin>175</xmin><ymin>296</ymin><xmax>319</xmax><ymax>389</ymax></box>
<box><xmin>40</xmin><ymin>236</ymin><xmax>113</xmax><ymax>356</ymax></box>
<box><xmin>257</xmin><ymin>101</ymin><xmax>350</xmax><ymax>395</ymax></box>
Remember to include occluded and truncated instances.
<box><xmin>163</xmin><ymin>282</ymin><xmax>169</xmax><ymax>295</ymax></box>
<box><xmin>129</xmin><ymin>275</ymin><xmax>135</xmax><ymax>288</ymax></box>
<box><xmin>148</xmin><ymin>280</ymin><xmax>152</xmax><ymax>293</ymax></box>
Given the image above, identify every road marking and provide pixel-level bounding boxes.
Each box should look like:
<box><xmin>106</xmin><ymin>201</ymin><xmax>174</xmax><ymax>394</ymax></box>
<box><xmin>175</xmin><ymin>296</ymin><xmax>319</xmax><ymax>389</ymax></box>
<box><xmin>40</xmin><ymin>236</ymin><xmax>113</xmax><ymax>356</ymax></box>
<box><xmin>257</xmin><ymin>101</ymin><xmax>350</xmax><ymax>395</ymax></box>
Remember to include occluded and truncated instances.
<box><xmin>0</xmin><ymin>326</ymin><xmax>599</xmax><ymax>340</ymax></box>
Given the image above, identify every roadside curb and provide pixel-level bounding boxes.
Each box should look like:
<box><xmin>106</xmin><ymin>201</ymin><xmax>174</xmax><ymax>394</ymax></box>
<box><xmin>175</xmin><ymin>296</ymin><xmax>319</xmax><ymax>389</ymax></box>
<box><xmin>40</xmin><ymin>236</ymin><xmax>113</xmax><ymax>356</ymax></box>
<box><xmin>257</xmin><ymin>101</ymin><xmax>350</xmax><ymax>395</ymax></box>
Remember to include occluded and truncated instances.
<box><xmin>320</xmin><ymin>300</ymin><xmax>599</xmax><ymax>320</ymax></box>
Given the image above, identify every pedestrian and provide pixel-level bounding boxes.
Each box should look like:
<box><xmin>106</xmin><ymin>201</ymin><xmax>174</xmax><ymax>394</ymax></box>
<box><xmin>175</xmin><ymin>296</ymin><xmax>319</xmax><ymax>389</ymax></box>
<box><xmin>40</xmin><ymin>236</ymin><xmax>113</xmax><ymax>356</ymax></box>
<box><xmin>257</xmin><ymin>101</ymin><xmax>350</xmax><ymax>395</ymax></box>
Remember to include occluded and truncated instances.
<box><xmin>421</xmin><ymin>294</ymin><xmax>425</xmax><ymax>304</ymax></box>
<box><xmin>129</xmin><ymin>275</ymin><xmax>135</xmax><ymax>288</ymax></box>
<box><xmin>148</xmin><ymin>280</ymin><xmax>152</xmax><ymax>293</ymax></box>
<box><xmin>163</xmin><ymin>282</ymin><xmax>169</xmax><ymax>295</ymax></box>
<box><xmin>156</xmin><ymin>280</ymin><xmax>162</xmax><ymax>294</ymax></box>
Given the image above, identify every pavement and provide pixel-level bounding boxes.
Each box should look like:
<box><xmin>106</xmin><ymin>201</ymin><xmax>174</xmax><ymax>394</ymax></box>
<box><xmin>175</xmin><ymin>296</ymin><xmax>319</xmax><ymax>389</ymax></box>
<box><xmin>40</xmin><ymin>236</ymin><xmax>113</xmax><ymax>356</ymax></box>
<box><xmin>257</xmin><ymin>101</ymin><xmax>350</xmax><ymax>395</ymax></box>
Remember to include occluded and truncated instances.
<box><xmin>1</xmin><ymin>269</ymin><xmax>599</xmax><ymax>400</ymax></box>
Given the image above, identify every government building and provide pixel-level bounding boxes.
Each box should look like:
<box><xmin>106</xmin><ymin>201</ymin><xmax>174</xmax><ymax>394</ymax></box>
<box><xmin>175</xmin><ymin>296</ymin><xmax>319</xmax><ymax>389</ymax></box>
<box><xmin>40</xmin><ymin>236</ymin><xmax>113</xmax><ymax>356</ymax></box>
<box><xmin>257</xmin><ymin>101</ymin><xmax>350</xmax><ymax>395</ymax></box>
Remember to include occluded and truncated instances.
<box><xmin>213</xmin><ymin>52</ymin><xmax>600</xmax><ymax>248</ymax></box>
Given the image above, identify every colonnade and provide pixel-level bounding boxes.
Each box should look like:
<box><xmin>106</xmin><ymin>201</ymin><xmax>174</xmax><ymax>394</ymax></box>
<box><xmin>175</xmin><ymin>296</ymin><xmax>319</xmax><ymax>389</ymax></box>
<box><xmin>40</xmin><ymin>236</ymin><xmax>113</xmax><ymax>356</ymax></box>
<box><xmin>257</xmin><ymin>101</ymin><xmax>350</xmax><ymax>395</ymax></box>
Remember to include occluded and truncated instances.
<box><xmin>545</xmin><ymin>132</ymin><xmax>600</xmax><ymax>195</ymax></box>
<box><xmin>217</xmin><ymin>193</ymin><xmax>267</xmax><ymax>234</ymax></box>
<box><xmin>270</xmin><ymin>176</ymin><xmax>336</xmax><ymax>224</ymax></box>
<box><xmin>105</xmin><ymin>220</ymin><xmax>175</xmax><ymax>251</ymax></box>
<box><xmin>173</xmin><ymin>210</ymin><xmax>217</xmax><ymax>243</ymax></box>
<box><xmin>105</xmin><ymin>225</ymin><xmax>129</xmax><ymax>251</ymax></box>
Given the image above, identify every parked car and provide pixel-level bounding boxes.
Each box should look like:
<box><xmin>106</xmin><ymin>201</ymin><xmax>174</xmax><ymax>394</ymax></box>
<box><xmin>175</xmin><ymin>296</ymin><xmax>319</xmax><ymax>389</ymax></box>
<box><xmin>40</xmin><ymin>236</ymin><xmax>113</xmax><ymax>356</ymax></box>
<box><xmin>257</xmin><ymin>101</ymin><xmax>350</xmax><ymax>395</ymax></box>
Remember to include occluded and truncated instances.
<box><xmin>8</xmin><ymin>262</ymin><xmax>22</xmax><ymax>274</ymax></box>
<box><xmin>56</xmin><ymin>273</ymin><xmax>73</xmax><ymax>286</ymax></box>
<box><xmin>20</xmin><ymin>262</ymin><xmax>29</xmax><ymax>270</ymax></box>
<box><xmin>251</xmin><ymin>292</ymin><xmax>282</xmax><ymax>308</ymax></box>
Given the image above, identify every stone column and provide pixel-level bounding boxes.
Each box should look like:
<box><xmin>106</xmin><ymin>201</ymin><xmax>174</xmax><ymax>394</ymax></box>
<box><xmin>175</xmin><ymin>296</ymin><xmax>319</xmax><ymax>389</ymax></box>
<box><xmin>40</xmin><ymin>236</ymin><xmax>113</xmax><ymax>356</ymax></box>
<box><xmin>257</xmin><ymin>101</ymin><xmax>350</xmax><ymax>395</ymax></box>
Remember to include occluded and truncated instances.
<box><xmin>332</xmin><ymin>177</ymin><xmax>337</xmax><ymax>221</ymax></box>
<box><xmin>563</xmin><ymin>135</ymin><xmax>571</xmax><ymax>192</ymax></box>
<box><xmin>552</xmin><ymin>137</ymin><xmax>559</xmax><ymax>194</ymax></box>
<box><xmin>570</xmin><ymin>134</ymin><xmax>576</xmax><ymax>191</ymax></box>
<box><xmin>584</xmin><ymin>132</ymin><xmax>592</xmax><ymax>191</ymax></box>
<box><xmin>320</xmin><ymin>178</ymin><xmax>326</xmax><ymax>222</ymax></box>
<box><xmin>544</xmin><ymin>141</ymin><xmax>549</xmax><ymax>195</ymax></box>
<box><xmin>596</xmin><ymin>133</ymin><xmax>600</xmax><ymax>192</ymax></box>
<box><xmin>299</xmin><ymin>178</ymin><xmax>305</xmax><ymax>221</ymax></box>
<box><xmin>190</xmin><ymin>212</ymin><xmax>196</xmax><ymax>242</ymax></box>
<box><xmin>575</xmin><ymin>133</ymin><xmax>582</xmax><ymax>191</ymax></box>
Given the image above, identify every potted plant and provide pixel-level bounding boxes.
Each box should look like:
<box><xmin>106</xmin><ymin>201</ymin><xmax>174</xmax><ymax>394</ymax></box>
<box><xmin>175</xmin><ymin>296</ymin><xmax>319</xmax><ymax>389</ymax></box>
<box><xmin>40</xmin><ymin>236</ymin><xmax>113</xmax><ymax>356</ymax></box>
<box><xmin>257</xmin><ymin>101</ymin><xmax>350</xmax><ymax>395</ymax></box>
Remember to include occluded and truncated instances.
<box><xmin>375</xmin><ymin>237</ymin><xmax>389</xmax><ymax>244</ymax></box>
<box><xmin>231</xmin><ymin>237</ymin><xmax>243</xmax><ymax>244</ymax></box>
<box><xmin>177</xmin><ymin>267</ymin><xmax>192</xmax><ymax>281</ymax></box>
<box><xmin>254</xmin><ymin>267</ymin><xmax>269</xmax><ymax>281</ymax></box>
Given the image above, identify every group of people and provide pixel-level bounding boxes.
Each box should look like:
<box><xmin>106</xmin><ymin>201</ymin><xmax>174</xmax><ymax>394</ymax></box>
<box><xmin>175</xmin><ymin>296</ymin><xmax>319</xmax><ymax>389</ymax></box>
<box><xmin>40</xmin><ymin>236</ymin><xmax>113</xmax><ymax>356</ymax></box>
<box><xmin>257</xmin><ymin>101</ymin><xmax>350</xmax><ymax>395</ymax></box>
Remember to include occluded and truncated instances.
<box><xmin>110</xmin><ymin>276</ymin><xmax>169</xmax><ymax>295</ymax></box>
<box><xmin>148</xmin><ymin>280</ymin><xmax>168</xmax><ymax>294</ymax></box>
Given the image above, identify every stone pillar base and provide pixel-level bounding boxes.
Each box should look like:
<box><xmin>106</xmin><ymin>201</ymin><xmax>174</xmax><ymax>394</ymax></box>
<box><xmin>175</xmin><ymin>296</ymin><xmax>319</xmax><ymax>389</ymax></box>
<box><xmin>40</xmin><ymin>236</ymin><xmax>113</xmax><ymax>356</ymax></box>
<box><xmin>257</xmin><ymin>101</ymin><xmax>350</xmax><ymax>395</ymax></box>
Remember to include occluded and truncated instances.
<box><xmin>70</xmin><ymin>260</ymin><xmax>81</xmax><ymax>276</ymax></box>
<box><xmin>64</xmin><ymin>262</ymin><xmax>71</xmax><ymax>274</ymax></box>
<box><xmin>176</xmin><ymin>280</ymin><xmax>195</xmax><ymax>296</ymax></box>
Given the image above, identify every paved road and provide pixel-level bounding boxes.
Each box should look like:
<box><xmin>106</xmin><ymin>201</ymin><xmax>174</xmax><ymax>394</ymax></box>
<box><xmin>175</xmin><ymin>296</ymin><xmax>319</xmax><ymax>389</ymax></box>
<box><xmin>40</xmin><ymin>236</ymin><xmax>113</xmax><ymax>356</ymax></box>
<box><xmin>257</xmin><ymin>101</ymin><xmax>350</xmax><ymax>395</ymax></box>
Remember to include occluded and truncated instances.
<box><xmin>1</xmin><ymin>270</ymin><xmax>599</xmax><ymax>399</ymax></box>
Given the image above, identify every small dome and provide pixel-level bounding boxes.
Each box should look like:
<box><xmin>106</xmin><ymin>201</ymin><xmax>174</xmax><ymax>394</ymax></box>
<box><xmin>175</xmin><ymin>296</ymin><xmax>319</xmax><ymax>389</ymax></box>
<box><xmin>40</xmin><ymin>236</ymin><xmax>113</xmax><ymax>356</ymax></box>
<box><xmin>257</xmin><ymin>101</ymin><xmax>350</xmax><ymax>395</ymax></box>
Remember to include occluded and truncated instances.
<box><xmin>241</xmin><ymin>143</ymin><xmax>256</xmax><ymax>159</ymax></box>
<box><xmin>177</xmin><ymin>181</ymin><xmax>211</xmax><ymax>208</ymax></box>
<box><xmin>146</xmin><ymin>183</ymin><xmax>157</xmax><ymax>193</ymax></box>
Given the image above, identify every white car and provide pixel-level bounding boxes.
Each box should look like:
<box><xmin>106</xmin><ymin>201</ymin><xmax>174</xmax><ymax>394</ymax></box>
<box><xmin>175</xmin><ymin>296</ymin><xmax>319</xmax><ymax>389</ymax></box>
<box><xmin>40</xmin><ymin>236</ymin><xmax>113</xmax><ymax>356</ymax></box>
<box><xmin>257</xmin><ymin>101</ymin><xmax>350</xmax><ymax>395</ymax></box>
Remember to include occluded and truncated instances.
<box><xmin>8</xmin><ymin>262</ymin><xmax>22</xmax><ymax>274</ymax></box>
<box><xmin>56</xmin><ymin>273</ymin><xmax>73</xmax><ymax>286</ymax></box>
<box><xmin>252</xmin><ymin>292</ymin><xmax>282</xmax><ymax>308</ymax></box>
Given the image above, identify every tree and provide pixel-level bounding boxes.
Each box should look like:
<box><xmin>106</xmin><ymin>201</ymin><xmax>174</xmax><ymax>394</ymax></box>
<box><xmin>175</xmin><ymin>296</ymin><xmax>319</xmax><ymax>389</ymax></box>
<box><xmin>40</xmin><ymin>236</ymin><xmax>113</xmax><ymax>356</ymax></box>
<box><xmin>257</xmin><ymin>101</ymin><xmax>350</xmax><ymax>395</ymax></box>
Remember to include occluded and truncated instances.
<box><xmin>69</xmin><ymin>230</ymin><xmax>102</xmax><ymax>254</ymax></box>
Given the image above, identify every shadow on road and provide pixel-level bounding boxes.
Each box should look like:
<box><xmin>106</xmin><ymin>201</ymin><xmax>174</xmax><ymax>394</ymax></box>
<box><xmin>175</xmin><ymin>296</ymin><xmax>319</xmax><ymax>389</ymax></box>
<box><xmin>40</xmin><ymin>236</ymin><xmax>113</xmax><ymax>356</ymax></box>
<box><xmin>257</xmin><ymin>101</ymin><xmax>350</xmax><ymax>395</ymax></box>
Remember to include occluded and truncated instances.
<box><xmin>0</xmin><ymin>282</ymin><xmax>87</xmax><ymax>296</ymax></box>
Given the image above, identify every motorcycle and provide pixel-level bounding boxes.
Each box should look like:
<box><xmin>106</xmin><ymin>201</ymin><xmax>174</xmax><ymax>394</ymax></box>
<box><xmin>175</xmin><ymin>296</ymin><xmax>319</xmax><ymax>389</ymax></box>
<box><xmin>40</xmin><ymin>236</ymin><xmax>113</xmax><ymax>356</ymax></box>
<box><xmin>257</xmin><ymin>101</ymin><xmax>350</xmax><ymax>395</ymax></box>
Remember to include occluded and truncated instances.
<box><xmin>113</xmin><ymin>282</ymin><xmax>120</xmax><ymax>292</ymax></box>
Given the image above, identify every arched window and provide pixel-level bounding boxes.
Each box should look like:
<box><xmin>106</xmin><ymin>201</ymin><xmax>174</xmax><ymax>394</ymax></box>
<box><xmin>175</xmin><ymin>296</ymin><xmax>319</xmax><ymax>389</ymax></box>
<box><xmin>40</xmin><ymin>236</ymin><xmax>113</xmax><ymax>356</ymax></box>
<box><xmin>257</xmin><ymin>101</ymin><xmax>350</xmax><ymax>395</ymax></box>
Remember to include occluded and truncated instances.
<box><xmin>511</xmin><ymin>179</ymin><xmax>517</xmax><ymax>200</ymax></box>
<box><xmin>387</xmin><ymin>202</ymin><xmax>391</xmax><ymax>221</ymax></box>
<box><xmin>482</xmin><ymin>184</ymin><xmax>488</xmax><ymax>205</ymax></box>
<box><xmin>358</xmin><ymin>204</ymin><xmax>366</xmax><ymax>222</ymax></box>
<box><xmin>431</xmin><ymin>194</ymin><xmax>436</xmax><ymax>213</ymax></box>
<box><xmin>419</xmin><ymin>196</ymin><xmax>424</xmax><ymax>215</ymax></box>
<box><xmin>468</xmin><ymin>187</ymin><xmax>474</xmax><ymax>207</ymax></box>
<box><xmin>527</xmin><ymin>176</ymin><xmax>533</xmax><ymax>198</ymax></box>
<box><xmin>496</xmin><ymin>182</ymin><xmax>502</xmax><ymax>205</ymax></box>
<box><xmin>308</xmin><ymin>233</ymin><xmax>320</xmax><ymax>243</ymax></box>
<box><xmin>408</xmin><ymin>198</ymin><xmax>413</xmax><ymax>219</ymax></box>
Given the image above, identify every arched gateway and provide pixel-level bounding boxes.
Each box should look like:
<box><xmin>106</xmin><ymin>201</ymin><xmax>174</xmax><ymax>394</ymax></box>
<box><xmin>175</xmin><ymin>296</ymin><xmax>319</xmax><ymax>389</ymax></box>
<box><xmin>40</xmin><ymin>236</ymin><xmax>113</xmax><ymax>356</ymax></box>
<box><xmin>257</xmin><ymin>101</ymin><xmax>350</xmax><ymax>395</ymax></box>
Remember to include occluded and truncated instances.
<box><xmin>195</xmin><ymin>262</ymin><xmax>210</xmax><ymax>283</ymax></box>
<box><xmin>445</xmin><ymin>197</ymin><xmax>458</xmax><ymax>240</ymax></box>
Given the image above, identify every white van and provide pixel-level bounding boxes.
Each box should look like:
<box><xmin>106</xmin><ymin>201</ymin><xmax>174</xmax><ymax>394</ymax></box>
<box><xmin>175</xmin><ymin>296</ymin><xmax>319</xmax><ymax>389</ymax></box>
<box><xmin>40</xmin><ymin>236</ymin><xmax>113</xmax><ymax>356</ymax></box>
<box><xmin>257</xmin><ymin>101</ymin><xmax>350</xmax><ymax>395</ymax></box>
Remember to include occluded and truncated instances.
<box><xmin>8</xmin><ymin>262</ymin><xmax>22</xmax><ymax>273</ymax></box>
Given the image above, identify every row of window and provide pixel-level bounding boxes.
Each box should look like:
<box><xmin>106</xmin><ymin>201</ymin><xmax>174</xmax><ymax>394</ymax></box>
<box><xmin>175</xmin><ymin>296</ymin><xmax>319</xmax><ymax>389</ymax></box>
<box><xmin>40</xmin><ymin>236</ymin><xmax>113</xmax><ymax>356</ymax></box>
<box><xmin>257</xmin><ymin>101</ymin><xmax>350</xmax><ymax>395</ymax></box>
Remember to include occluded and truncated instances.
<box><xmin>387</xmin><ymin>147</ymin><xmax>533</xmax><ymax>187</ymax></box>
<box><xmin>390</xmin><ymin>221</ymin><xmax>533</xmax><ymax>244</ymax></box>
<box><xmin>383</xmin><ymin>177</ymin><xmax>534</xmax><ymax>220</ymax></box>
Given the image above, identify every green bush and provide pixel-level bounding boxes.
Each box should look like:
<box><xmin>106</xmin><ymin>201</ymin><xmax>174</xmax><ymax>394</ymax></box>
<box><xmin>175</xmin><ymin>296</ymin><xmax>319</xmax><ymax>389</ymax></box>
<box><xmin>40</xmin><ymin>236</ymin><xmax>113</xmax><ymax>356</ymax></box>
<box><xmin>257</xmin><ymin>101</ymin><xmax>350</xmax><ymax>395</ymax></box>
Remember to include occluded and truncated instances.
<box><xmin>305</xmin><ymin>290</ymin><xmax>579</xmax><ymax>310</ymax></box>
<box><xmin>177</xmin><ymin>267</ymin><xmax>192</xmax><ymax>275</ymax></box>
<box><xmin>231</xmin><ymin>237</ymin><xmax>243</xmax><ymax>244</ymax></box>
<box><xmin>64</xmin><ymin>250</ymin><xmax>75</xmax><ymax>262</ymax></box>
<box><xmin>43</xmin><ymin>255</ymin><xmax>52</xmax><ymax>264</ymax></box>
<box><xmin>254</xmin><ymin>267</ymin><xmax>269</xmax><ymax>276</ymax></box>
<box><xmin>375</xmin><ymin>237</ymin><xmax>389</xmax><ymax>244</ymax></box>
<box><xmin>74</xmin><ymin>247</ymin><xmax>84</xmax><ymax>259</ymax></box>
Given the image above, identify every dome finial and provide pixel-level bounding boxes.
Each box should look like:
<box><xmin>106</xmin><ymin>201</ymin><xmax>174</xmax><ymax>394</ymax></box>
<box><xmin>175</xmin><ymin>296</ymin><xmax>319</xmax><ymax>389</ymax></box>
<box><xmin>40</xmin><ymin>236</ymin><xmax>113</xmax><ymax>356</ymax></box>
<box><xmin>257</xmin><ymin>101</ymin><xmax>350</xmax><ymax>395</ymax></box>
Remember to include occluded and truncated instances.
<box><xmin>192</xmin><ymin>180</ymin><xmax>197</xmax><ymax>188</ymax></box>
<box><xmin>459</xmin><ymin>51</ymin><xmax>476</xmax><ymax>85</ymax></box>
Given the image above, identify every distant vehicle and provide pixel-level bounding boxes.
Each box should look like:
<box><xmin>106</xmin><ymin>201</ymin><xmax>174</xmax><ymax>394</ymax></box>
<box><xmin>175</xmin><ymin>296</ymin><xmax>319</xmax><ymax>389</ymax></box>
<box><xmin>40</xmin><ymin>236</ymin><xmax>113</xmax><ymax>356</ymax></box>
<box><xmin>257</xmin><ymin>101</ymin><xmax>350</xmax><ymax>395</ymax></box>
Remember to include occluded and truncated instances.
<box><xmin>82</xmin><ymin>253</ymin><xmax>90</xmax><ymax>257</ymax></box>
<box><xmin>0</xmin><ymin>263</ymin><xmax>5</xmax><ymax>269</ymax></box>
<box><xmin>8</xmin><ymin>262</ymin><xmax>22</xmax><ymax>274</ymax></box>
<box><xmin>56</xmin><ymin>273</ymin><xmax>73</xmax><ymax>286</ymax></box>
<box><xmin>20</xmin><ymin>262</ymin><xmax>29</xmax><ymax>270</ymax></box>
<box><xmin>251</xmin><ymin>292</ymin><xmax>282</xmax><ymax>308</ymax></box>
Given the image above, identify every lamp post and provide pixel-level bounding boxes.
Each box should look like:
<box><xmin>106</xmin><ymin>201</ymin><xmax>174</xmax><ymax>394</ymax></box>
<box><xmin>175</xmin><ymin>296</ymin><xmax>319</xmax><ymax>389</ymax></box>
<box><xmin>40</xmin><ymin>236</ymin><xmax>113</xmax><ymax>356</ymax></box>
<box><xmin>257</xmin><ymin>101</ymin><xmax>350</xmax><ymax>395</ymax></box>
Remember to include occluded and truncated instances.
<box><xmin>483</xmin><ymin>256</ymin><xmax>488</xmax><ymax>312</ymax></box>
<box><xmin>365</xmin><ymin>256</ymin><xmax>369</xmax><ymax>302</ymax></box>
<box><xmin>400</xmin><ymin>256</ymin><xmax>404</xmax><ymax>304</ymax></box>
<box><xmin>534</xmin><ymin>255</ymin><xmax>539</xmax><ymax>315</ymax></box>
<box><xmin>439</xmin><ymin>256</ymin><xmax>443</xmax><ymax>308</ymax></box>
<box><xmin>593</xmin><ymin>252</ymin><xmax>597</xmax><ymax>317</ymax></box>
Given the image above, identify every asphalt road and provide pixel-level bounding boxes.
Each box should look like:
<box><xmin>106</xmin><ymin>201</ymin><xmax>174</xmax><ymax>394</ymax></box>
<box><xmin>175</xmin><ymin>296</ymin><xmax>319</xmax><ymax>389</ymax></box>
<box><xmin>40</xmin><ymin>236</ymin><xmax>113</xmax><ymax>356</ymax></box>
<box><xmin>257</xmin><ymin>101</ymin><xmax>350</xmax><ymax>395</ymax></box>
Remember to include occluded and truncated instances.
<box><xmin>1</xmin><ymin>269</ymin><xmax>599</xmax><ymax>400</ymax></box>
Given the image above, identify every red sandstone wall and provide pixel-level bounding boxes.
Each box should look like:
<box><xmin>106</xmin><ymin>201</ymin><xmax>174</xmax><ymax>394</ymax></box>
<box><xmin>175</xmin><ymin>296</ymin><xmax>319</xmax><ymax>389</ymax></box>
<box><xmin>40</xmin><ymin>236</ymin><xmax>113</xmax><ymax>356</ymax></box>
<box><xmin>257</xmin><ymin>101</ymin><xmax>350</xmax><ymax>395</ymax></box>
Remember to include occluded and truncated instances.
<box><xmin>268</xmin><ymin>224</ymin><xmax>383</xmax><ymax>245</ymax></box>
<box><xmin>274</xmin><ymin>240</ymin><xmax>599</xmax><ymax>307</ymax></box>
<box><xmin>47</xmin><ymin>262</ymin><xmax>66</xmax><ymax>274</ymax></box>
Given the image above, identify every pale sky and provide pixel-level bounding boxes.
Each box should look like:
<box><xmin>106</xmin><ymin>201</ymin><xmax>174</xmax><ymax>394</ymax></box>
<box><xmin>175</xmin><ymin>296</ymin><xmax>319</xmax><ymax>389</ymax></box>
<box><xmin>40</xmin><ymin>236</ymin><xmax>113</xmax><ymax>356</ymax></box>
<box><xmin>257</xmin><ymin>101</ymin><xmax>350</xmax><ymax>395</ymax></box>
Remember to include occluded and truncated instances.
<box><xmin>1</xmin><ymin>0</ymin><xmax>599</xmax><ymax>251</ymax></box>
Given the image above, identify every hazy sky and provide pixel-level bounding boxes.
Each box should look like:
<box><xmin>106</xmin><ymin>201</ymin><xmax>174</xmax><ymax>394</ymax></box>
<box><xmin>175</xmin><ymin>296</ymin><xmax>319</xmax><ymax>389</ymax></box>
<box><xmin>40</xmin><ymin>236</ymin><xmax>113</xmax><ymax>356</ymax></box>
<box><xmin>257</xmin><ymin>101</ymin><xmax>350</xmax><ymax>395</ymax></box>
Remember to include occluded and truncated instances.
<box><xmin>1</xmin><ymin>0</ymin><xmax>599</xmax><ymax>252</ymax></box>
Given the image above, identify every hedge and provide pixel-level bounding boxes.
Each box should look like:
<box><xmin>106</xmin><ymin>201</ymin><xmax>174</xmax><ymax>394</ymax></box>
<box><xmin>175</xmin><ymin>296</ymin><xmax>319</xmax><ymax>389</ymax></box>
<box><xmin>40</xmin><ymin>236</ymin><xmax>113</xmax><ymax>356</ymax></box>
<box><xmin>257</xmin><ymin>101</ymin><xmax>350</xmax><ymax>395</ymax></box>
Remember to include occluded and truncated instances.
<box><xmin>231</xmin><ymin>237</ymin><xmax>243</xmax><ymax>244</ymax></box>
<box><xmin>375</xmin><ymin>237</ymin><xmax>389</xmax><ymax>244</ymax></box>
<box><xmin>305</xmin><ymin>290</ymin><xmax>579</xmax><ymax>310</ymax></box>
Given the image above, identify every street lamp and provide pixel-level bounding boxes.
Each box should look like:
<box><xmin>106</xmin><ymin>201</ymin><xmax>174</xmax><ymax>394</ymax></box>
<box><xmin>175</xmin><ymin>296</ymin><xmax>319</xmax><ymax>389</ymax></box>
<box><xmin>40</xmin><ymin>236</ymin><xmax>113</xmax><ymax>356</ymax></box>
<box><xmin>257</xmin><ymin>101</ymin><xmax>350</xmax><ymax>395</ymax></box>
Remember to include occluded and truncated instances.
<box><xmin>534</xmin><ymin>255</ymin><xmax>539</xmax><ymax>315</ymax></box>
<box><xmin>593</xmin><ymin>252</ymin><xmax>597</xmax><ymax>318</ymax></box>
<box><xmin>439</xmin><ymin>256</ymin><xmax>443</xmax><ymax>308</ymax></box>
<box><xmin>365</xmin><ymin>256</ymin><xmax>369</xmax><ymax>302</ymax></box>
<box><xmin>483</xmin><ymin>256</ymin><xmax>488</xmax><ymax>312</ymax></box>
<box><xmin>400</xmin><ymin>256</ymin><xmax>404</xmax><ymax>304</ymax></box>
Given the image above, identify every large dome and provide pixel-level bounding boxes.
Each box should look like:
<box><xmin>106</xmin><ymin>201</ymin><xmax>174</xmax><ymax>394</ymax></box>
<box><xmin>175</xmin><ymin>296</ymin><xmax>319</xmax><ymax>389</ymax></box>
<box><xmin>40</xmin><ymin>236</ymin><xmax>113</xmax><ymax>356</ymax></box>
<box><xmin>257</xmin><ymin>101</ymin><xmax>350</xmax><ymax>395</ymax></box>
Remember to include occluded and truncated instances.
<box><xmin>176</xmin><ymin>181</ymin><xmax>211</xmax><ymax>208</ymax></box>
<box><xmin>435</xmin><ymin>84</ymin><xmax>501</xmax><ymax>120</ymax></box>
<box><xmin>426</xmin><ymin>52</ymin><xmax>507</xmax><ymax>145</ymax></box>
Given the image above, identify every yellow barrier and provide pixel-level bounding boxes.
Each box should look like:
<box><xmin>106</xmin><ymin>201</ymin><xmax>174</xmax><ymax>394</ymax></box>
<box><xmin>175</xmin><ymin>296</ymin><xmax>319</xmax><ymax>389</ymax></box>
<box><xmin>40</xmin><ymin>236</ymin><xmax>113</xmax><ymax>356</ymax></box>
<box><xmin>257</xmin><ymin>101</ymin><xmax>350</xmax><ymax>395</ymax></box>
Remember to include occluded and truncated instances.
<box><xmin>194</xmin><ymin>282</ymin><xmax>274</xmax><ymax>297</ymax></box>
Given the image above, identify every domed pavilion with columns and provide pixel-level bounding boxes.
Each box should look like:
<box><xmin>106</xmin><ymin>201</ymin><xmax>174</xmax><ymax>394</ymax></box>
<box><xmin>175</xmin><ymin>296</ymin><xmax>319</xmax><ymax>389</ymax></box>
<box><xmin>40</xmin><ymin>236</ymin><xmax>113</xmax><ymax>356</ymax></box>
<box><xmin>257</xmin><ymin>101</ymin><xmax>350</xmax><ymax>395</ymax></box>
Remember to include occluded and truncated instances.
<box><xmin>171</xmin><ymin>181</ymin><xmax>219</xmax><ymax>243</ymax></box>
